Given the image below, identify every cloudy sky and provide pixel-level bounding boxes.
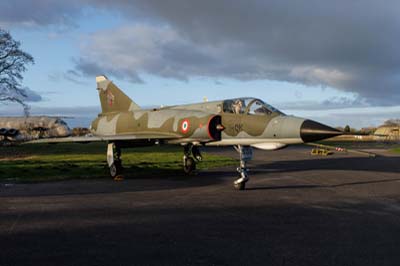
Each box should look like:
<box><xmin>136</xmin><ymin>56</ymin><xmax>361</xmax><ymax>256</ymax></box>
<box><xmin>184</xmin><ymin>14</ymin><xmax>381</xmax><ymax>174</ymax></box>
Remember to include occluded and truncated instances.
<box><xmin>1</xmin><ymin>0</ymin><xmax>399</xmax><ymax>128</ymax></box>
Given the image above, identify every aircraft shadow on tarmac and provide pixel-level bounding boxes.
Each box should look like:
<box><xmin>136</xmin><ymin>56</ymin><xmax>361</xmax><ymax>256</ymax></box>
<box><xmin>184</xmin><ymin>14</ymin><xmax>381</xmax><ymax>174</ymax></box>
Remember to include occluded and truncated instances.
<box><xmin>253</xmin><ymin>156</ymin><xmax>400</xmax><ymax>174</ymax></box>
<box><xmin>246</xmin><ymin>178</ymin><xmax>400</xmax><ymax>191</ymax></box>
<box><xmin>0</xmin><ymin>171</ymin><xmax>230</xmax><ymax>198</ymax></box>
<box><xmin>2</xmin><ymin>155</ymin><xmax>400</xmax><ymax>197</ymax></box>
<box><xmin>244</xmin><ymin>156</ymin><xmax>400</xmax><ymax>190</ymax></box>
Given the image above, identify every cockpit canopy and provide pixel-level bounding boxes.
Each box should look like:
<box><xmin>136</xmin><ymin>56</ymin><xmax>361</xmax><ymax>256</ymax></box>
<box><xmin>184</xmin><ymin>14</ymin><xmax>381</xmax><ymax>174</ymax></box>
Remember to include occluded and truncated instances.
<box><xmin>222</xmin><ymin>98</ymin><xmax>283</xmax><ymax>115</ymax></box>
<box><xmin>54</xmin><ymin>118</ymin><xmax>70</xmax><ymax>130</ymax></box>
<box><xmin>54</xmin><ymin>119</ymin><xmax>67</xmax><ymax>126</ymax></box>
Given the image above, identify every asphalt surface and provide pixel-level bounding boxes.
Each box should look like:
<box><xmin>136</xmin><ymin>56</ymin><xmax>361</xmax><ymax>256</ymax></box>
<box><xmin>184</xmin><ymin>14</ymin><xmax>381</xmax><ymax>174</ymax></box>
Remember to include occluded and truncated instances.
<box><xmin>1</xmin><ymin>146</ymin><xmax>400</xmax><ymax>266</ymax></box>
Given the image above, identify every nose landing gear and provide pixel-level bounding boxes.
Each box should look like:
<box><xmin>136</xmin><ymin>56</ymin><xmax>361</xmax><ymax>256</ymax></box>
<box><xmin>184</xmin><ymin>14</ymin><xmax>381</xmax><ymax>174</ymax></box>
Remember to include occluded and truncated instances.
<box><xmin>233</xmin><ymin>145</ymin><xmax>253</xmax><ymax>190</ymax></box>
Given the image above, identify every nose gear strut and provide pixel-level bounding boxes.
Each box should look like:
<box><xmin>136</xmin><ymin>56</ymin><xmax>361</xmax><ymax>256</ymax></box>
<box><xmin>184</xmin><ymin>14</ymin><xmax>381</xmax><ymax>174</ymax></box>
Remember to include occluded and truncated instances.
<box><xmin>233</xmin><ymin>145</ymin><xmax>253</xmax><ymax>190</ymax></box>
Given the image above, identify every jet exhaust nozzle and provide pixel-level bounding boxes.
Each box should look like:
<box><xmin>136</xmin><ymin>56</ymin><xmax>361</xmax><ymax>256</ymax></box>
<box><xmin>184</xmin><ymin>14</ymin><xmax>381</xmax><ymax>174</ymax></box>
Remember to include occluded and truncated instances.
<box><xmin>300</xmin><ymin>120</ymin><xmax>342</xmax><ymax>143</ymax></box>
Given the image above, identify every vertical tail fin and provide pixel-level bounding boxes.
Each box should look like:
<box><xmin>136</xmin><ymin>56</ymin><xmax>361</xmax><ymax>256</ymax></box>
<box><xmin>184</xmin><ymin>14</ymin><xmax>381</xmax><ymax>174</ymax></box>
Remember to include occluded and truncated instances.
<box><xmin>96</xmin><ymin>75</ymin><xmax>140</xmax><ymax>114</ymax></box>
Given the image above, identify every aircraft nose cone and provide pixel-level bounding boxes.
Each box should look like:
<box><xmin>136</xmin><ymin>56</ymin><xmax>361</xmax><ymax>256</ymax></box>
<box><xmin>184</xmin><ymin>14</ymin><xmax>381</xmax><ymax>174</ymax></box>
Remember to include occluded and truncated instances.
<box><xmin>300</xmin><ymin>120</ymin><xmax>342</xmax><ymax>142</ymax></box>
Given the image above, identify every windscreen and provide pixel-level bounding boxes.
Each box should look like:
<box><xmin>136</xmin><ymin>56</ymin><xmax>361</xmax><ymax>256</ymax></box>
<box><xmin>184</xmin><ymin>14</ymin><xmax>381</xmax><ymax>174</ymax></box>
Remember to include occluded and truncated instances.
<box><xmin>223</xmin><ymin>98</ymin><xmax>283</xmax><ymax>115</ymax></box>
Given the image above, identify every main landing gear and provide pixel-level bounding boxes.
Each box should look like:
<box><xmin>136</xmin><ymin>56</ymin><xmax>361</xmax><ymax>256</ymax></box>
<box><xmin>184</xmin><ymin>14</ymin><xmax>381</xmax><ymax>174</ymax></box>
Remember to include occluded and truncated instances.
<box><xmin>233</xmin><ymin>145</ymin><xmax>253</xmax><ymax>190</ymax></box>
<box><xmin>106</xmin><ymin>142</ymin><xmax>253</xmax><ymax>190</ymax></box>
<box><xmin>107</xmin><ymin>142</ymin><xmax>123</xmax><ymax>180</ymax></box>
<box><xmin>183</xmin><ymin>144</ymin><xmax>202</xmax><ymax>174</ymax></box>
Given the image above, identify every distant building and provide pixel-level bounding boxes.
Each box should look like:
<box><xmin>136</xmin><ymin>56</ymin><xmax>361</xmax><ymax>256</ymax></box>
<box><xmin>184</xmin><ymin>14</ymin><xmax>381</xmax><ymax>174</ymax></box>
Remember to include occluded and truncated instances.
<box><xmin>374</xmin><ymin>126</ymin><xmax>400</xmax><ymax>141</ymax></box>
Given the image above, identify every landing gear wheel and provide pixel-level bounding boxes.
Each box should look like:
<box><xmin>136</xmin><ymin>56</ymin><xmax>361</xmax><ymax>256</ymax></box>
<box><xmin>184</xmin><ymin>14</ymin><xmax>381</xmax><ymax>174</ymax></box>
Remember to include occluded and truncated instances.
<box><xmin>109</xmin><ymin>161</ymin><xmax>122</xmax><ymax>178</ymax></box>
<box><xmin>183</xmin><ymin>157</ymin><xmax>196</xmax><ymax>174</ymax></box>
<box><xmin>107</xmin><ymin>142</ymin><xmax>124</xmax><ymax>180</ymax></box>
<box><xmin>233</xmin><ymin>145</ymin><xmax>252</xmax><ymax>191</ymax></box>
<box><xmin>234</xmin><ymin>173</ymin><xmax>248</xmax><ymax>190</ymax></box>
<box><xmin>234</xmin><ymin>182</ymin><xmax>246</xmax><ymax>190</ymax></box>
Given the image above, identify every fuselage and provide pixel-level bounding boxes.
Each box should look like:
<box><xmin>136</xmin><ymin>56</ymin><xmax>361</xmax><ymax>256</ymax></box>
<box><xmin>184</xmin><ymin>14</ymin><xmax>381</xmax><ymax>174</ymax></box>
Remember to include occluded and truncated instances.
<box><xmin>165</xmin><ymin>97</ymin><xmax>305</xmax><ymax>148</ymax></box>
<box><xmin>90</xmin><ymin>97</ymin><xmax>340</xmax><ymax>150</ymax></box>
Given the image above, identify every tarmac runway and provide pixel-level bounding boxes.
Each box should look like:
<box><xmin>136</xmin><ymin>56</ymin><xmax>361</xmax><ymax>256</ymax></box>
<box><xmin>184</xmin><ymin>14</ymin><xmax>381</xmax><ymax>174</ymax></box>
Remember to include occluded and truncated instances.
<box><xmin>1</xmin><ymin>146</ymin><xmax>400</xmax><ymax>266</ymax></box>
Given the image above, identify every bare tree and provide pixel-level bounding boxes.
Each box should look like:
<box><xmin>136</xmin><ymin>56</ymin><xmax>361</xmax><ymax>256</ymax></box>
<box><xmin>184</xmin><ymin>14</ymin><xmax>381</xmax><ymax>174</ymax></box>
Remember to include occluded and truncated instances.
<box><xmin>0</xmin><ymin>28</ymin><xmax>34</xmax><ymax>116</ymax></box>
<box><xmin>384</xmin><ymin>119</ymin><xmax>400</xmax><ymax>126</ymax></box>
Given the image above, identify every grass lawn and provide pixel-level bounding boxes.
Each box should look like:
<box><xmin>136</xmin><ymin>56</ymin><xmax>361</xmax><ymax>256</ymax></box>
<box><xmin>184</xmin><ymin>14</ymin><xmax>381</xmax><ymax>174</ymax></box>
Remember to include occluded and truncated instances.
<box><xmin>0</xmin><ymin>142</ymin><xmax>235</xmax><ymax>182</ymax></box>
<box><xmin>391</xmin><ymin>147</ymin><xmax>400</xmax><ymax>154</ymax></box>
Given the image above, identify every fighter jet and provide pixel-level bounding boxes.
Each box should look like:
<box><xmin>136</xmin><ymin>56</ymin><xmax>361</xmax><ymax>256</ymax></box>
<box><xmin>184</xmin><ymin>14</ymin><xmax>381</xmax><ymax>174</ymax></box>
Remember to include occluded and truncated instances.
<box><xmin>29</xmin><ymin>75</ymin><xmax>342</xmax><ymax>190</ymax></box>
<box><xmin>0</xmin><ymin>116</ymin><xmax>71</xmax><ymax>144</ymax></box>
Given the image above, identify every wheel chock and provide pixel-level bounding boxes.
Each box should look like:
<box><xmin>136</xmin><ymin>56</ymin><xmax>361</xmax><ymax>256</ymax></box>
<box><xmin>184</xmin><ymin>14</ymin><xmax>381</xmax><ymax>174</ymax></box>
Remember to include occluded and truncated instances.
<box><xmin>113</xmin><ymin>175</ymin><xmax>124</xmax><ymax>181</ymax></box>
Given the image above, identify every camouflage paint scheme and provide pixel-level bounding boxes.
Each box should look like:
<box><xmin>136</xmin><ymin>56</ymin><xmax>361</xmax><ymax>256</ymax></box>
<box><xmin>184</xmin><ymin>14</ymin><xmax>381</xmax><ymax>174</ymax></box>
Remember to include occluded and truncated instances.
<box><xmin>27</xmin><ymin>76</ymin><xmax>340</xmax><ymax>150</ymax></box>
<box><xmin>90</xmin><ymin>76</ymin><xmax>306</xmax><ymax>150</ymax></box>
<box><xmin>90</xmin><ymin>76</ymin><xmax>223</xmax><ymax>145</ymax></box>
<box><xmin>164</xmin><ymin>100</ymin><xmax>306</xmax><ymax>149</ymax></box>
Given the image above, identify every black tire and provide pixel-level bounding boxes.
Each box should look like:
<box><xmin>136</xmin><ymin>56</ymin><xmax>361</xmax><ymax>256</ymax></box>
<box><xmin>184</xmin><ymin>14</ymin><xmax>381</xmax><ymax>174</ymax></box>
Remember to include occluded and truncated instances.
<box><xmin>183</xmin><ymin>157</ymin><xmax>196</xmax><ymax>174</ymax></box>
<box><xmin>109</xmin><ymin>161</ymin><xmax>122</xmax><ymax>178</ymax></box>
<box><xmin>234</xmin><ymin>182</ymin><xmax>246</xmax><ymax>190</ymax></box>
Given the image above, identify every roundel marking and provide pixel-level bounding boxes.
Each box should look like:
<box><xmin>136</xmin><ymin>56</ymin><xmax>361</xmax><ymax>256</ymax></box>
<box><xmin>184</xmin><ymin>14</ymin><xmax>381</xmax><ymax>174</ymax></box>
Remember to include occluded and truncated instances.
<box><xmin>181</xmin><ymin>119</ymin><xmax>190</xmax><ymax>133</ymax></box>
